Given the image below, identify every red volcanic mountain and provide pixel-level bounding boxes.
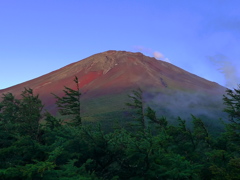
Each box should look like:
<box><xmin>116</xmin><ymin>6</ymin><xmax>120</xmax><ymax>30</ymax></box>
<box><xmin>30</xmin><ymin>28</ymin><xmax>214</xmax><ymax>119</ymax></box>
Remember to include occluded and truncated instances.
<box><xmin>0</xmin><ymin>50</ymin><xmax>227</xmax><ymax>122</ymax></box>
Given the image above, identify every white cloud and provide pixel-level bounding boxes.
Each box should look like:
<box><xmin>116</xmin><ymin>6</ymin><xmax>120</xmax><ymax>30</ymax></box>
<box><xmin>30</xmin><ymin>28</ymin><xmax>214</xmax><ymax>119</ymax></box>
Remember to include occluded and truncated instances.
<box><xmin>163</xmin><ymin>58</ymin><xmax>171</xmax><ymax>63</ymax></box>
<box><xmin>153</xmin><ymin>51</ymin><xmax>164</xmax><ymax>60</ymax></box>
<box><xmin>133</xmin><ymin>45</ymin><xmax>172</xmax><ymax>63</ymax></box>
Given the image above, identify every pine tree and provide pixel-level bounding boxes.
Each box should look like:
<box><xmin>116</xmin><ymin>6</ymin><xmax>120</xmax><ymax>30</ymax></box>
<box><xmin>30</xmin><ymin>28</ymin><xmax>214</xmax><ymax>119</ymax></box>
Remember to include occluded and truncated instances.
<box><xmin>52</xmin><ymin>76</ymin><xmax>82</xmax><ymax>126</ymax></box>
<box><xmin>0</xmin><ymin>88</ymin><xmax>45</xmax><ymax>177</ymax></box>
<box><xmin>0</xmin><ymin>92</ymin><xmax>20</xmax><ymax>133</ymax></box>
<box><xmin>222</xmin><ymin>86</ymin><xmax>240</xmax><ymax>152</ymax></box>
<box><xmin>17</xmin><ymin>88</ymin><xmax>44</xmax><ymax>140</ymax></box>
<box><xmin>0</xmin><ymin>88</ymin><xmax>43</xmax><ymax>140</ymax></box>
<box><xmin>223</xmin><ymin>86</ymin><xmax>240</xmax><ymax>123</ymax></box>
<box><xmin>145</xmin><ymin>106</ymin><xmax>168</xmax><ymax>130</ymax></box>
<box><xmin>126</xmin><ymin>88</ymin><xmax>146</xmax><ymax>131</ymax></box>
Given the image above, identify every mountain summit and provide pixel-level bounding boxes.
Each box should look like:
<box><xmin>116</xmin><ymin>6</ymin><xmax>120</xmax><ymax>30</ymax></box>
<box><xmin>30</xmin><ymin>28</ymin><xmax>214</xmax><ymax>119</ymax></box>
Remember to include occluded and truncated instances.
<box><xmin>0</xmin><ymin>50</ymin><xmax>226</xmax><ymax>121</ymax></box>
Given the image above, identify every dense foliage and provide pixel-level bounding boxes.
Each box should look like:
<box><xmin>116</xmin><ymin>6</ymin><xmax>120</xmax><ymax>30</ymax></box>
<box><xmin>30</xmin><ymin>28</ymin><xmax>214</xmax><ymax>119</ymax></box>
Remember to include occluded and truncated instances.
<box><xmin>0</xmin><ymin>80</ymin><xmax>239</xmax><ymax>180</ymax></box>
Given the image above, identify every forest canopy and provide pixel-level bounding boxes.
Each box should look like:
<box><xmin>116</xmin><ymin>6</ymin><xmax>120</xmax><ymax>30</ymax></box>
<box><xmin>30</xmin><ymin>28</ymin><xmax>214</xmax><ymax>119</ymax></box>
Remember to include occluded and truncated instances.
<box><xmin>0</xmin><ymin>79</ymin><xmax>239</xmax><ymax>180</ymax></box>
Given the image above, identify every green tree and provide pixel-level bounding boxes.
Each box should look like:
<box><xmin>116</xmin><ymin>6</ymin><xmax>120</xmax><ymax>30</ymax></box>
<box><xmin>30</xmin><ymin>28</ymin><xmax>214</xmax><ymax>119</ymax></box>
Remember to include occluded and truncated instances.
<box><xmin>223</xmin><ymin>86</ymin><xmax>240</xmax><ymax>122</ymax></box>
<box><xmin>0</xmin><ymin>92</ymin><xmax>20</xmax><ymax>133</ymax></box>
<box><xmin>0</xmin><ymin>88</ymin><xmax>43</xmax><ymax>141</ymax></box>
<box><xmin>222</xmin><ymin>86</ymin><xmax>240</xmax><ymax>152</ymax></box>
<box><xmin>52</xmin><ymin>76</ymin><xmax>82</xmax><ymax>126</ymax></box>
<box><xmin>126</xmin><ymin>88</ymin><xmax>146</xmax><ymax>131</ymax></box>
<box><xmin>145</xmin><ymin>106</ymin><xmax>168</xmax><ymax>130</ymax></box>
<box><xmin>0</xmin><ymin>88</ymin><xmax>46</xmax><ymax>178</ymax></box>
<box><xmin>17</xmin><ymin>88</ymin><xmax>44</xmax><ymax>140</ymax></box>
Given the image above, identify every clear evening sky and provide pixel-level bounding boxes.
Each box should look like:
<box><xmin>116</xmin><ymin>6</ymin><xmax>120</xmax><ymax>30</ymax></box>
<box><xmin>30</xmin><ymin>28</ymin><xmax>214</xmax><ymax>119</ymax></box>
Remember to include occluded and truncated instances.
<box><xmin>1</xmin><ymin>0</ymin><xmax>240</xmax><ymax>89</ymax></box>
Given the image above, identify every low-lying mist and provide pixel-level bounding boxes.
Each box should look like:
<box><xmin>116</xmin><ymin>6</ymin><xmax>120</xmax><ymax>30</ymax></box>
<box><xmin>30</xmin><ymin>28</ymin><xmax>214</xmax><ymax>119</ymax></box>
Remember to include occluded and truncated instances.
<box><xmin>143</xmin><ymin>89</ymin><xmax>228</xmax><ymax>132</ymax></box>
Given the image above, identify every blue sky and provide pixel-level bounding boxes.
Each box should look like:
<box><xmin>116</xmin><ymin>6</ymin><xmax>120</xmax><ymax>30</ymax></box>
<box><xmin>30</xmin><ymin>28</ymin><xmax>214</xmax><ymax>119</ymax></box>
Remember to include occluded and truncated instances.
<box><xmin>1</xmin><ymin>0</ymin><xmax>240</xmax><ymax>89</ymax></box>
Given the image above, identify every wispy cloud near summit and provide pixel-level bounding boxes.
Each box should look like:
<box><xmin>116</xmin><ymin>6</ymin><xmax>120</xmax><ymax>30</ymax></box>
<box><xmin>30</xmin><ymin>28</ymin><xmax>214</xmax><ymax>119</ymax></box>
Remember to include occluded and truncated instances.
<box><xmin>133</xmin><ymin>46</ymin><xmax>171</xmax><ymax>63</ymax></box>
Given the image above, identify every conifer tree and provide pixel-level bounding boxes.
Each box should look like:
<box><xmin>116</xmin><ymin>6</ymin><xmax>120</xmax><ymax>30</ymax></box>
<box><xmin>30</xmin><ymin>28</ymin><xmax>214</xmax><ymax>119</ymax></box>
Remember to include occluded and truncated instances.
<box><xmin>192</xmin><ymin>115</ymin><xmax>211</xmax><ymax>147</ymax></box>
<box><xmin>0</xmin><ymin>88</ymin><xmax>43</xmax><ymax>140</ymax></box>
<box><xmin>0</xmin><ymin>92</ymin><xmax>20</xmax><ymax>153</ymax></box>
<box><xmin>17</xmin><ymin>88</ymin><xmax>44</xmax><ymax>140</ymax></box>
<box><xmin>145</xmin><ymin>106</ymin><xmax>168</xmax><ymax>129</ymax></box>
<box><xmin>126</xmin><ymin>88</ymin><xmax>146</xmax><ymax>131</ymax></box>
<box><xmin>223</xmin><ymin>85</ymin><xmax>240</xmax><ymax>123</ymax></box>
<box><xmin>0</xmin><ymin>92</ymin><xmax>20</xmax><ymax>132</ymax></box>
<box><xmin>222</xmin><ymin>85</ymin><xmax>240</xmax><ymax>152</ymax></box>
<box><xmin>0</xmin><ymin>88</ymin><xmax>44</xmax><ymax>175</ymax></box>
<box><xmin>52</xmin><ymin>76</ymin><xmax>82</xmax><ymax>126</ymax></box>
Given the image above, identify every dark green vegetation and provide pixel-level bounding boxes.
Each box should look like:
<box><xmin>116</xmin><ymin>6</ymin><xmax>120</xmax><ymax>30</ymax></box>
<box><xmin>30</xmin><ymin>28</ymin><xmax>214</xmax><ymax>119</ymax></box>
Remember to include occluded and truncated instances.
<box><xmin>0</xmin><ymin>78</ymin><xmax>240</xmax><ymax>180</ymax></box>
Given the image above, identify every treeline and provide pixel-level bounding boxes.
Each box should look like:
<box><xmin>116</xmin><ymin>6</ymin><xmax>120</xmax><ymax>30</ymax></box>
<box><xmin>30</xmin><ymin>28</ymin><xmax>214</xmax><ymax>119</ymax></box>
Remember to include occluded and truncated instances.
<box><xmin>0</xmin><ymin>77</ymin><xmax>240</xmax><ymax>180</ymax></box>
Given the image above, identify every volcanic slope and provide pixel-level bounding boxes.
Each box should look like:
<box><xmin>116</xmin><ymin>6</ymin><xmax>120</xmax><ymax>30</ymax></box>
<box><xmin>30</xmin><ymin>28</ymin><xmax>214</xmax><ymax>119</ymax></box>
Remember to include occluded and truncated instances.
<box><xmin>0</xmin><ymin>50</ymin><xmax>227</xmax><ymax>125</ymax></box>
